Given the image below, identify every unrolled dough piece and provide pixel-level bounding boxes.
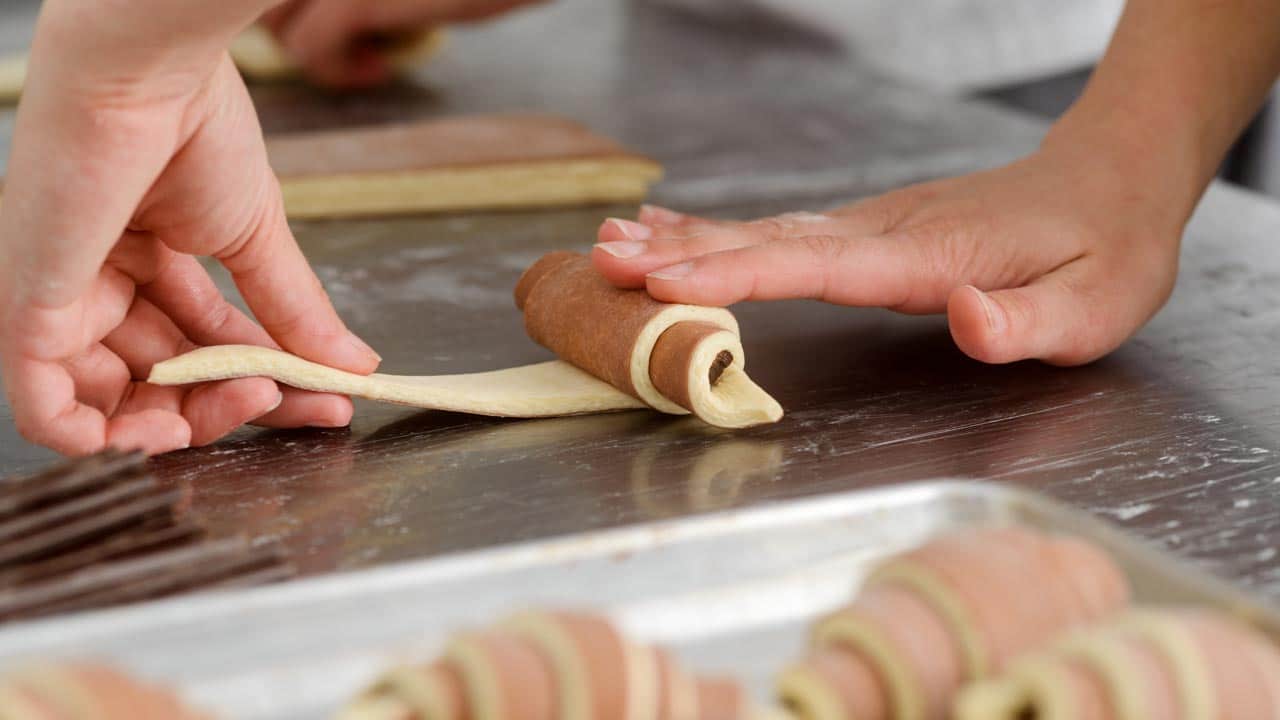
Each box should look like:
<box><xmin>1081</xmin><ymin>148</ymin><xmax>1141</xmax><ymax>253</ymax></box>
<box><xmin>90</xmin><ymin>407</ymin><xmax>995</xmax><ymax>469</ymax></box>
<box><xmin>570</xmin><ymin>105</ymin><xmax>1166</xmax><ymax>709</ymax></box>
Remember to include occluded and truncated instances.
<box><xmin>149</xmin><ymin>347</ymin><xmax>646</xmax><ymax>418</ymax></box>
<box><xmin>230</xmin><ymin>24</ymin><xmax>444</xmax><ymax>82</ymax></box>
<box><xmin>266</xmin><ymin>116</ymin><xmax>664</xmax><ymax>219</ymax></box>
<box><xmin>0</xmin><ymin>25</ymin><xmax>443</xmax><ymax>103</ymax></box>
<box><xmin>148</xmin><ymin>252</ymin><xmax>782</xmax><ymax>429</ymax></box>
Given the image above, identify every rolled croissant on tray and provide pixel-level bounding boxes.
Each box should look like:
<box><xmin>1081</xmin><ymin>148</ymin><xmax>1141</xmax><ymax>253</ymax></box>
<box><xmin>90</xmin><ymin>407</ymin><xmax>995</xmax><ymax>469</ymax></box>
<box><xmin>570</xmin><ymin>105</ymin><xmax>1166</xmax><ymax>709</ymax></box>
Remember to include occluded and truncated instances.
<box><xmin>778</xmin><ymin>527</ymin><xmax>1132</xmax><ymax>720</ymax></box>
<box><xmin>956</xmin><ymin>607</ymin><xmax>1280</xmax><ymax>720</ymax></box>
<box><xmin>0</xmin><ymin>664</ymin><xmax>207</xmax><ymax>719</ymax></box>
<box><xmin>340</xmin><ymin>609</ymin><xmax>751</xmax><ymax>720</ymax></box>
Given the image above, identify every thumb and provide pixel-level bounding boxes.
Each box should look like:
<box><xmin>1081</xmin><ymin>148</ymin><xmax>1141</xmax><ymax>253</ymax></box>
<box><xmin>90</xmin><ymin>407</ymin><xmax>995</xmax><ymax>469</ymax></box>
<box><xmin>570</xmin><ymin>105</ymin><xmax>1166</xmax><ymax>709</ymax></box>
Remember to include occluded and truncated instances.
<box><xmin>947</xmin><ymin>258</ymin><xmax>1155</xmax><ymax>367</ymax></box>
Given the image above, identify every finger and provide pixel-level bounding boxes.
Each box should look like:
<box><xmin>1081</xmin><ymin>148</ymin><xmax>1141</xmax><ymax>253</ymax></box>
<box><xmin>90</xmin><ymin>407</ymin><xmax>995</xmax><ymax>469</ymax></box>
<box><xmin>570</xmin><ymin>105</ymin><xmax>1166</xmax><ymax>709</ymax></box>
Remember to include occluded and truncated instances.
<box><xmin>637</xmin><ymin>204</ymin><xmax>709</xmax><ymax>229</ymax></box>
<box><xmin>137</xmin><ymin>253</ymin><xmax>272</xmax><ymax>348</ymax></box>
<box><xmin>61</xmin><ymin>343</ymin><xmax>132</xmax><ymax>416</ymax></box>
<box><xmin>216</xmin><ymin>199</ymin><xmax>381</xmax><ymax>374</ymax></box>
<box><xmin>102</xmin><ymin>295</ymin><xmax>199</xmax><ymax>379</ymax></box>
<box><xmin>117</xmin><ymin>378</ymin><xmax>279</xmax><ymax>448</ymax></box>
<box><xmin>182</xmin><ymin>378</ymin><xmax>283</xmax><ymax>446</ymax></box>
<box><xmin>641</xmin><ymin>233</ymin><xmax>939</xmax><ymax>309</ymax></box>
<box><xmin>276</xmin><ymin>0</ymin><xmax>389</xmax><ymax>87</ymax></box>
<box><xmin>3</xmin><ymin>355</ymin><xmax>107</xmax><ymax>456</ymax></box>
<box><xmin>259</xmin><ymin>1</ymin><xmax>305</xmax><ymax>33</ymax></box>
<box><xmin>107</xmin><ymin>294</ymin><xmax>354</xmax><ymax>428</ymax></box>
<box><xmin>4</xmin><ymin>266</ymin><xmax>136</xmax><ymax>361</ymax></box>
<box><xmin>592</xmin><ymin>218</ymin><xmax>767</xmax><ymax>288</ymax></box>
<box><xmin>105</xmin><ymin>408</ymin><xmax>193</xmax><ymax>456</ymax></box>
<box><xmin>253</xmin><ymin>386</ymin><xmax>354</xmax><ymax>429</ymax></box>
<box><xmin>947</xmin><ymin>256</ymin><xmax>1156</xmax><ymax>366</ymax></box>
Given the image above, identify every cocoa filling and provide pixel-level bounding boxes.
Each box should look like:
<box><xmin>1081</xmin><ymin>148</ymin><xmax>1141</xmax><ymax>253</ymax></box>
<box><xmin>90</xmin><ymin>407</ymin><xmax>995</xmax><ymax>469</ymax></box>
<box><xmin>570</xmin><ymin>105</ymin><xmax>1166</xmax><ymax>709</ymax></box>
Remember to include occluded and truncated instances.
<box><xmin>708</xmin><ymin>351</ymin><xmax>733</xmax><ymax>386</ymax></box>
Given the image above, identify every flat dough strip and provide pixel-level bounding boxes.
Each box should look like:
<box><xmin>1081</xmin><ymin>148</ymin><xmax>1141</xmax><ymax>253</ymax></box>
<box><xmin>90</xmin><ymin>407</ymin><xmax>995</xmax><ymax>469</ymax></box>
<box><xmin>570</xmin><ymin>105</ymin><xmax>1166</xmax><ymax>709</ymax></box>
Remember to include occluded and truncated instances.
<box><xmin>266</xmin><ymin>116</ymin><xmax>663</xmax><ymax>220</ymax></box>
<box><xmin>149</xmin><ymin>345</ymin><xmax>646</xmax><ymax>418</ymax></box>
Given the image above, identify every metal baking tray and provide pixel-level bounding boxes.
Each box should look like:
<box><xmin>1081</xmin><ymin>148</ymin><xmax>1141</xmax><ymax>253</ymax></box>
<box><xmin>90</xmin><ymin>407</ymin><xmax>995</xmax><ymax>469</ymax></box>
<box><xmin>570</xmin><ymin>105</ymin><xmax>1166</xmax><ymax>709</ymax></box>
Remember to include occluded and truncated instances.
<box><xmin>0</xmin><ymin>480</ymin><xmax>1275</xmax><ymax>720</ymax></box>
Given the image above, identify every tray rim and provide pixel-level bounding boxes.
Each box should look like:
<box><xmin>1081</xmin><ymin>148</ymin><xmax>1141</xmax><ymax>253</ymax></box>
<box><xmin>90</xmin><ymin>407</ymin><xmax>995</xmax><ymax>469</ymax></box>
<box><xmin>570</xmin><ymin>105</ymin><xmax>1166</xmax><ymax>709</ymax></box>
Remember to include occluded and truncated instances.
<box><xmin>0</xmin><ymin>478</ymin><xmax>1275</xmax><ymax>653</ymax></box>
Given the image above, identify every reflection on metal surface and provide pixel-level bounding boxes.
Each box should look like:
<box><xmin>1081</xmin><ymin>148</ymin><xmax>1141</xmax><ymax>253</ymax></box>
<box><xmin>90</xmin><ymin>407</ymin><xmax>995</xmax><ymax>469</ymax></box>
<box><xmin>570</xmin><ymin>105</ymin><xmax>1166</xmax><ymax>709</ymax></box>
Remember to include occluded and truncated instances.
<box><xmin>631</xmin><ymin>419</ymin><xmax>785</xmax><ymax>519</ymax></box>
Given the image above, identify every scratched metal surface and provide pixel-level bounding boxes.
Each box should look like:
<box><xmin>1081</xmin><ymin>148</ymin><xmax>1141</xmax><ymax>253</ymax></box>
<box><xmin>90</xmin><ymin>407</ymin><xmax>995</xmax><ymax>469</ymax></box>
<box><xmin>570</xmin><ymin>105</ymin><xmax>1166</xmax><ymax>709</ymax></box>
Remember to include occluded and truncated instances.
<box><xmin>1</xmin><ymin>0</ymin><xmax>1279</xmax><ymax>610</ymax></box>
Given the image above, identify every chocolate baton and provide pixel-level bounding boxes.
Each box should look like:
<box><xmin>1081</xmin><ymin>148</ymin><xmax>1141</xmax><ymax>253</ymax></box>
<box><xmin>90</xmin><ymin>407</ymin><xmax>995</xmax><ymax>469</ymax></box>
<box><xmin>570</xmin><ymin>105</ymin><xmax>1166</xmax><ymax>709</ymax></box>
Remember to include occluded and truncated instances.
<box><xmin>515</xmin><ymin>252</ymin><xmax>782</xmax><ymax>428</ymax></box>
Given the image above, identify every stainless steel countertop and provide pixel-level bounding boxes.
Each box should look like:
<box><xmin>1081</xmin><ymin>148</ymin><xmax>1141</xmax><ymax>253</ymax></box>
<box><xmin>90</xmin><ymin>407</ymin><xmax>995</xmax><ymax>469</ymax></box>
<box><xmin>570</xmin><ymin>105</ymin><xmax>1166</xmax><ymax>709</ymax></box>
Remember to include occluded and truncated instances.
<box><xmin>2</xmin><ymin>1</ymin><xmax>1279</xmax><ymax>604</ymax></box>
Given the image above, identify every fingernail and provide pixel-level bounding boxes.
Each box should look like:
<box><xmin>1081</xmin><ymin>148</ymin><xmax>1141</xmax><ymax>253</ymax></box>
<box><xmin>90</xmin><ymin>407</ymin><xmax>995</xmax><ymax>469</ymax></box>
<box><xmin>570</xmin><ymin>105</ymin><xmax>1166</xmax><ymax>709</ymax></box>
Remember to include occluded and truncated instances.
<box><xmin>606</xmin><ymin>218</ymin><xmax>654</xmax><ymax>242</ymax></box>
<box><xmin>640</xmin><ymin>204</ymin><xmax>686</xmax><ymax>225</ymax></box>
<box><xmin>648</xmin><ymin>262</ymin><xmax>694</xmax><ymax>281</ymax></box>
<box><xmin>595</xmin><ymin>240</ymin><xmax>648</xmax><ymax>259</ymax></box>
<box><xmin>968</xmin><ymin>285</ymin><xmax>1006</xmax><ymax>334</ymax></box>
<box><xmin>264</xmin><ymin>392</ymin><xmax>284</xmax><ymax>415</ymax></box>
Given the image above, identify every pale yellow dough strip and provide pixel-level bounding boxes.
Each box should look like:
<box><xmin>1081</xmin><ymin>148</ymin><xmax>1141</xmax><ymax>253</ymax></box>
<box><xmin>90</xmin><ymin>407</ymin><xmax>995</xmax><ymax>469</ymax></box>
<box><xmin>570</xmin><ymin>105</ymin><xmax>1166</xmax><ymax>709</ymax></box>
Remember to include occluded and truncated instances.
<box><xmin>149</xmin><ymin>345</ymin><xmax>646</xmax><ymax>418</ymax></box>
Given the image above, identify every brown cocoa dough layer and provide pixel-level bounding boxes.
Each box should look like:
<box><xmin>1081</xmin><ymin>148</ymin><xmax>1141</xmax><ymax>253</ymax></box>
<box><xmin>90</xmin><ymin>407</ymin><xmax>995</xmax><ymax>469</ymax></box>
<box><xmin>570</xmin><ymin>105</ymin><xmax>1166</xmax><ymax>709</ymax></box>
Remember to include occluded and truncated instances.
<box><xmin>267</xmin><ymin>115</ymin><xmax>653</xmax><ymax>179</ymax></box>
<box><xmin>507</xmin><ymin>611</ymin><xmax>633</xmax><ymax>720</ymax></box>
<box><xmin>957</xmin><ymin>608</ymin><xmax>1280</xmax><ymax>720</ymax></box>
<box><xmin>516</xmin><ymin>251</ymin><xmax>785</xmax><ymax>429</ymax></box>
<box><xmin>649</xmin><ymin>322</ymin><xmax>731</xmax><ymax>411</ymax></box>
<box><xmin>518</xmin><ymin>251</ymin><xmax>700</xmax><ymax>401</ymax></box>
<box><xmin>448</xmin><ymin>632</ymin><xmax>556</xmax><ymax>720</ymax></box>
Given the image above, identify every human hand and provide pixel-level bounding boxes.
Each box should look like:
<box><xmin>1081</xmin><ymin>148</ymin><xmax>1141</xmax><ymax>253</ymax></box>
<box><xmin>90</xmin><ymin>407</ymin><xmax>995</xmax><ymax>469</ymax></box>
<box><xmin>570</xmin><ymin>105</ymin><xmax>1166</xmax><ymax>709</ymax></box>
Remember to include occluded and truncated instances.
<box><xmin>261</xmin><ymin>0</ymin><xmax>545</xmax><ymax>87</ymax></box>
<box><xmin>0</xmin><ymin>0</ymin><xmax>380</xmax><ymax>456</ymax></box>
<box><xmin>592</xmin><ymin>142</ymin><xmax>1187</xmax><ymax>367</ymax></box>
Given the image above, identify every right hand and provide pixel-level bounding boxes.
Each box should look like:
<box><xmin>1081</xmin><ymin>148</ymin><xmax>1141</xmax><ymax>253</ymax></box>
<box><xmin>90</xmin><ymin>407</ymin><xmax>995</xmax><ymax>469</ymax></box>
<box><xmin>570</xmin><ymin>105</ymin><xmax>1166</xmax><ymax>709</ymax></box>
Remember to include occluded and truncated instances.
<box><xmin>261</xmin><ymin>0</ymin><xmax>547</xmax><ymax>87</ymax></box>
<box><xmin>593</xmin><ymin>130</ymin><xmax>1189</xmax><ymax>367</ymax></box>
<box><xmin>0</xmin><ymin>0</ymin><xmax>380</xmax><ymax>456</ymax></box>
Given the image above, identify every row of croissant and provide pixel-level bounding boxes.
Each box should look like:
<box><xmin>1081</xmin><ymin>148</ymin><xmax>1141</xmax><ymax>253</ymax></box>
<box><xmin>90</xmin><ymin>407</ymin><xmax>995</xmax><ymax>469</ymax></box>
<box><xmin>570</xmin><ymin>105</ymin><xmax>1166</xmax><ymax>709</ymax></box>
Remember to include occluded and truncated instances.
<box><xmin>2</xmin><ymin>525</ymin><xmax>1278</xmax><ymax>719</ymax></box>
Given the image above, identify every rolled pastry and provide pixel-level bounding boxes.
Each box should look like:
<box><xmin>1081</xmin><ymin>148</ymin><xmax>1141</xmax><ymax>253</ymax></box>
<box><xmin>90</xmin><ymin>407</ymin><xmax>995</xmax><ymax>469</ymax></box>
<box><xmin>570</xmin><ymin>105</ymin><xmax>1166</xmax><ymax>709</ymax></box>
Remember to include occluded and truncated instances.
<box><xmin>149</xmin><ymin>253</ymin><xmax>782</xmax><ymax>430</ymax></box>
<box><xmin>0</xmin><ymin>664</ymin><xmax>207</xmax><ymax>720</ymax></box>
<box><xmin>955</xmin><ymin>607</ymin><xmax>1280</xmax><ymax>720</ymax></box>
<box><xmin>516</xmin><ymin>252</ymin><xmax>783</xmax><ymax>427</ymax></box>
<box><xmin>341</xmin><ymin>610</ymin><xmax>753</xmax><ymax>720</ymax></box>
<box><xmin>779</xmin><ymin>527</ymin><xmax>1130</xmax><ymax>720</ymax></box>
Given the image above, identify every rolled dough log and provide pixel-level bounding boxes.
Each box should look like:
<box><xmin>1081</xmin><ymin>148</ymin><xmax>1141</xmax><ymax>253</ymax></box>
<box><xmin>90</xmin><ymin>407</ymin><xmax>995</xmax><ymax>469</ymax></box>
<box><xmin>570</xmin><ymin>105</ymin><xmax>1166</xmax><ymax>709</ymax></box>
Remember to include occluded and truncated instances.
<box><xmin>955</xmin><ymin>608</ymin><xmax>1280</xmax><ymax>720</ymax></box>
<box><xmin>339</xmin><ymin>662</ymin><xmax>468</xmax><ymax>720</ymax></box>
<box><xmin>343</xmin><ymin>609</ymin><xmax>756</xmax><ymax>720</ymax></box>
<box><xmin>779</xmin><ymin>527</ymin><xmax>1130</xmax><ymax>720</ymax></box>
<box><xmin>266</xmin><ymin>116</ymin><xmax>663</xmax><ymax>219</ymax></box>
<box><xmin>0</xmin><ymin>664</ymin><xmax>207</xmax><ymax>720</ymax></box>
<box><xmin>148</xmin><ymin>253</ymin><xmax>782</xmax><ymax>429</ymax></box>
<box><xmin>0</xmin><ymin>25</ymin><xmax>443</xmax><ymax>103</ymax></box>
<box><xmin>517</xmin><ymin>253</ymin><xmax>782</xmax><ymax>427</ymax></box>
